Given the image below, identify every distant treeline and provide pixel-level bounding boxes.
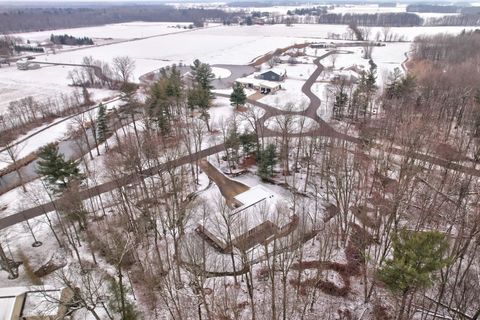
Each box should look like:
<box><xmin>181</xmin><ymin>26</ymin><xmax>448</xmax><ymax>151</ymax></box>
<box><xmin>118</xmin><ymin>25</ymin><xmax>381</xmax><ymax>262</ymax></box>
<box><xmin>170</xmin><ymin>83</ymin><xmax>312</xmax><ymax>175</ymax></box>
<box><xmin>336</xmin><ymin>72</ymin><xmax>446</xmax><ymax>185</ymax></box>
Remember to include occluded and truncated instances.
<box><xmin>426</xmin><ymin>14</ymin><xmax>480</xmax><ymax>26</ymax></box>
<box><xmin>14</xmin><ymin>45</ymin><xmax>44</xmax><ymax>53</ymax></box>
<box><xmin>227</xmin><ymin>1</ymin><xmax>276</xmax><ymax>7</ymax></box>
<box><xmin>50</xmin><ymin>34</ymin><xmax>94</xmax><ymax>46</ymax></box>
<box><xmin>287</xmin><ymin>7</ymin><xmax>328</xmax><ymax>16</ymax></box>
<box><xmin>407</xmin><ymin>4</ymin><xmax>460</xmax><ymax>13</ymax></box>
<box><xmin>313</xmin><ymin>13</ymin><xmax>422</xmax><ymax>27</ymax></box>
<box><xmin>0</xmin><ymin>5</ymin><xmax>231</xmax><ymax>33</ymax></box>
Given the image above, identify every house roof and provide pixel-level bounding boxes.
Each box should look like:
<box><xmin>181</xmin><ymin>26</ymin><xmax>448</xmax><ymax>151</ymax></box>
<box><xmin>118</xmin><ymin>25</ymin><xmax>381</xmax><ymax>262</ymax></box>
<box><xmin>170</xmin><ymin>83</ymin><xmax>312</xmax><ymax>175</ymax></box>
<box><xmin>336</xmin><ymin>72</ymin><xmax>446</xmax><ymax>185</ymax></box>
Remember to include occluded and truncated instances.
<box><xmin>22</xmin><ymin>290</ymin><xmax>61</xmax><ymax>317</ymax></box>
<box><xmin>0</xmin><ymin>286</ymin><xmax>62</xmax><ymax>319</ymax></box>
<box><xmin>260</xmin><ymin>68</ymin><xmax>286</xmax><ymax>77</ymax></box>
<box><xmin>234</xmin><ymin>185</ymin><xmax>274</xmax><ymax>211</ymax></box>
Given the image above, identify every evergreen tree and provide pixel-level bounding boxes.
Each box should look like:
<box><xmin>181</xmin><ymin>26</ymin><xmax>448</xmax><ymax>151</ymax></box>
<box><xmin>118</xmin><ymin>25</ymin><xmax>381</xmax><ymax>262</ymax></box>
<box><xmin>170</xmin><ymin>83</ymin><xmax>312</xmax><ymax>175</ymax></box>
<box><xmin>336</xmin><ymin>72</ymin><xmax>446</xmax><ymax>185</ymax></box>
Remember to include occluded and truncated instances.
<box><xmin>187</xmin><ymin>87</ymin><xmax>212</xmax><ymax>131</ymax></box>
<box><xmin>385</xmin><ymin>67</ymin><xmax>415</xmax><ymax>100</ymax></box>
<box><xmin>257</xmin><ymin>143</ymin><xmax>277</xmax><ymax>180</ymax></box>
<box><xmin>108</xmin><ymin>278</ymin><xmax>140</xmax><ymax>320</ymax></box>
<box><xmin>146</xmin><ymin>66</ymin><xmax>184</xmax><ymax>134</ymax></box>
<box><xmin>189</xmin><ymin>59</ymin><xmax>214</xmax><ymax>131</ymax></box>
<box><xmin>239</xmin><ymin>132</ymin><xmax>257</xmax><ymax>155</ymax></box>
<box><xmin>148</xmin><ymin>79</ymin><xmax>171</xmax><ymax>134</ymax></box>
<box><xmin>333</xmin><ymin>84</ymin><xmax>348</xmax><ymax>120</ymax></box>
<box><xmin>190</xmin><ymin>59</ymin><xmax>215</xmax><ymax>94</ymax></box>
<box><xmin>36</xmin><ymin>143</ymin><xmax>83</xmax><ymax>192</ymax></box>
<box><xmin>225</xmin><ymin>121</ymin><xmax>241</xmax><ymax>166</ymax></box>
<box><xmin>230</xmin><ymin>83</ymin><xmax>247</xmax><ymax>109</ymax></box>
<box><xmin>378</xmin><ymin>230</ymin><xmax>450</xmax><ymax>320</ymax></box>
<box><xmin>385</xmin><ymin>67</ymin><xmax>403</xmax><ymax>98</ymax></box>
<box><xmin>352</xmin><ymin>65</ymin><xmax>377</xmax><ymax>119</ymax></box>
<box><xmin>96</xmin><ymin>103</ymin><xmax>109</xmax><ymax>142</ymax></box>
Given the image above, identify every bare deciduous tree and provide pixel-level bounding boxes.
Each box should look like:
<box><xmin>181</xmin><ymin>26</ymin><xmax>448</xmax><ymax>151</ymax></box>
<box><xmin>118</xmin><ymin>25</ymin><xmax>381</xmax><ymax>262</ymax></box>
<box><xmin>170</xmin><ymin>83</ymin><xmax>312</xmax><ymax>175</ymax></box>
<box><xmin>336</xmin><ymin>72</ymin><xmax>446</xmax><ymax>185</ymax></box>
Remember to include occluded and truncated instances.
<box><xmin>113</xmin><ymin>56</ymin><xmax>136</xmax><ymax>84</ymax></box>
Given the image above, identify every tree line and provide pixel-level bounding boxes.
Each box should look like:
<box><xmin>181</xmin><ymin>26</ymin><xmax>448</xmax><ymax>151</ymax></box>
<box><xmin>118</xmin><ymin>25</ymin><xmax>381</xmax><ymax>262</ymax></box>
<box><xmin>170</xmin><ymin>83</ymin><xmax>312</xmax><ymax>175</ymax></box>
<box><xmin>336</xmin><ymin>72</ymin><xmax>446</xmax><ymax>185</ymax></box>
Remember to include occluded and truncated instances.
<box><xmin>425</xmin><ymin>14</ymin><xmax>480</xmax><ymax>26</ymax></box>
<box><xmin>0</xmin><ymin>5</ymin><xmax>232</xmax><ymax>33</ymax></box>
<box><xmin>50</xmin><ymin>34</ymin><xmax>94</xmax><ymax>46</ymax></box>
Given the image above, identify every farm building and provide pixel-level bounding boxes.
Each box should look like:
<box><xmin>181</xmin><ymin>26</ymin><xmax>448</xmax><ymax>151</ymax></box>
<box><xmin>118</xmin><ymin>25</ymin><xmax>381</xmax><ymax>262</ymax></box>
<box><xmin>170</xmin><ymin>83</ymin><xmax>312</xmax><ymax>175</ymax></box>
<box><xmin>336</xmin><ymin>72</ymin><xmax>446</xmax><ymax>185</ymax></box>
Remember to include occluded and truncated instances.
<box><xmin>235</xmin><ymin>77</ymin><xmax>282</xmax><ymax>94</ymax></box>
<box><xmin>256</xmin><ymin>68</ymin><xmax>287</xmax><ymax>81</ymax></box>
<box><xmin>0</xmin><ymin>286</ymin><xmax>73</xmax><ymax>320</ymax></box>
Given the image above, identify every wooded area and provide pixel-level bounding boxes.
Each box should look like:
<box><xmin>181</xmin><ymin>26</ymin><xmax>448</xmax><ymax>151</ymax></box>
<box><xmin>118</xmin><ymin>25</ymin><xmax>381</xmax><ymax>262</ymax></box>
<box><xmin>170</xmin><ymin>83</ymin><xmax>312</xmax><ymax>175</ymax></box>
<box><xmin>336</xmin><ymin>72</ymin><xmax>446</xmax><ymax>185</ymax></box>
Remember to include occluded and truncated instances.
<box><xmin>0</xmin><ymin>5</ymin><xmax>231</xmax><ymax>33</ymax></box>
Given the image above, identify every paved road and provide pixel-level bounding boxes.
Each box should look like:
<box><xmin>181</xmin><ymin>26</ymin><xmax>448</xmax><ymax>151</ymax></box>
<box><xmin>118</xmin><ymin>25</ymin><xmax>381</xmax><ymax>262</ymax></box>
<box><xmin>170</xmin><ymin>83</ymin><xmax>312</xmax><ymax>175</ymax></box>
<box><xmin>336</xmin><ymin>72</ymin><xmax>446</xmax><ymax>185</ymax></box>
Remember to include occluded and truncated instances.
<box><xmin>0</xmin><ymin>144</ymin><xmax>225</xmax><ymax>230</ymax></box>
<box><xmin>1</xmin><ymin>49</ymin><xmax>480</xmax><ymax>231</ymax></box>
<box><xmin>211</xmin><ymin>64</ymin><xmax>256</xmax><ymax>90</ymax></box>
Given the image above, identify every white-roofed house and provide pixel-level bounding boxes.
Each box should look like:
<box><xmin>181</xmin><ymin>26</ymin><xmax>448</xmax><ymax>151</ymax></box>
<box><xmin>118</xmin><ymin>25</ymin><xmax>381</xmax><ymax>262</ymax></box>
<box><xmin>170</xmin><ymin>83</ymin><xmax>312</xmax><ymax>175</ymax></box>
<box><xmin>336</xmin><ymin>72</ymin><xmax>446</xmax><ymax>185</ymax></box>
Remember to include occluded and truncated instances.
<box><xmin>196</xmin><ymin>184</ymin><xmax>299</xmax><ymax>253</ymax></box>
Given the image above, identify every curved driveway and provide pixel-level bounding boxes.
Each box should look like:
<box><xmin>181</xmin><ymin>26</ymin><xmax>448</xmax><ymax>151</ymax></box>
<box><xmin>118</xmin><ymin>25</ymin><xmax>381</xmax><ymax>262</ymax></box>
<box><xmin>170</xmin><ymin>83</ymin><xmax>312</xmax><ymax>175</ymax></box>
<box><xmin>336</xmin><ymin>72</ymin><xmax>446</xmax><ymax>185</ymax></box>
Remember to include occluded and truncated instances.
<box><xmin>1</xmin><ymin>50</ymin><xmax>480</xmax><ymax>231</ymax></box>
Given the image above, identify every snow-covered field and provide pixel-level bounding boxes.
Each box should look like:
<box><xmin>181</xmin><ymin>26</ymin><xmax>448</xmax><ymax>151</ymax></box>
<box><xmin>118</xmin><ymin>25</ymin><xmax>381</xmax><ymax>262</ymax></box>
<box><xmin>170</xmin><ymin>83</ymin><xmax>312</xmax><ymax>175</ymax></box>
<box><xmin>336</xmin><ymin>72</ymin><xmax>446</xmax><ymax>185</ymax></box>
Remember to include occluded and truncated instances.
<box><xmin>14</xmin><ymin>21</ymin><xmax>195</xmax><ymax>43</ymax></box>
<box><xmin>0</xmin><ymin>65</ymin><xmax>116</xmax><ymax>114</ymax></box>
<box><xmin>10</xmin><ymin>23</ymin><xmax>475</xmax><ymax>83</ymax></box>
<box><xmin>2</xmin><ymin>22</ymin><xmax>475</xmax><ymax>114</ymax></box>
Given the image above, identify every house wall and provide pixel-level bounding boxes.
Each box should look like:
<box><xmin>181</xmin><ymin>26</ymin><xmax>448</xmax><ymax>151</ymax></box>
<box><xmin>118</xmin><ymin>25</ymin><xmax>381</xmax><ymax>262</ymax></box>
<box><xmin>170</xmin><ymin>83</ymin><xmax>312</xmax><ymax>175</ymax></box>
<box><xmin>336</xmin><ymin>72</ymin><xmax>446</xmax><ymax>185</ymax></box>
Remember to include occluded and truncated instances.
<box><xmin>12</xmin><ymin>294</ymin><xmax>25</xmax><ymax>320</ymax></box>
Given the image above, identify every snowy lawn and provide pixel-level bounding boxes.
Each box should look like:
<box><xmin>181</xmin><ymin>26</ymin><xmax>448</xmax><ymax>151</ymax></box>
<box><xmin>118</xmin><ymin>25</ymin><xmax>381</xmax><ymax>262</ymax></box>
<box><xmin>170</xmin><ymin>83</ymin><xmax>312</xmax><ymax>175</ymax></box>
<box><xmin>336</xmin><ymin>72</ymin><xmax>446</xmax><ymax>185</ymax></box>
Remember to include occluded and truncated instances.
<box><xmin>211</xmin><ymin>67</ymin><xmax>231</xmax><ymax>79</ymax></box>
<box><xmin>259</xmin><ymin>79</ymin><xmax>309</xmax><ymax>111</ymax></box>
<box><xmin>0</xmin><ymin>64</ymin><xmax>117</xmax><ymax>113</ymax></box>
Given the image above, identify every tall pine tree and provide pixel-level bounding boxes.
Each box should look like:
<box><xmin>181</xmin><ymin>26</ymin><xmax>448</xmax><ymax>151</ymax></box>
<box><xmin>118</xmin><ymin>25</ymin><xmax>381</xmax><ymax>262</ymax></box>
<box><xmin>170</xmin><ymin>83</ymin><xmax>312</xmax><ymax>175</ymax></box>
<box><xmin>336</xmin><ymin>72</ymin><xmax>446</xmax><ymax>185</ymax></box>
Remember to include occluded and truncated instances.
<box><xmin>190</xmin><ymin>59</ymin><xmax>215</xmax><ymax>93</ymax></box>
<box><xmin>186</xmin><ymin>59</ymin><xmax>216</xmax><ymax>131</ymax></box>
<box><xmin>378</xmin><ymin>230</ymin><xmax>450</xmax><ymax>320</ymax></box>
<box><xmin>36</xmin><ymin>143</ymin><xmax>83</xmax><ymax>192</ymax></box>
<box><xmin>257</xmin><ymin>144</ymin><xmax>277</xmax><ymax>180</ymax></box>
<box><xmin>96</xmin><ymin>103</ymin><xmax>109</xmax><ymax>143</ymax></box>
<box><xmin>230</xmin><ymin>82</ymin><xmax>247</xmax><ymax>109</ymax></box>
